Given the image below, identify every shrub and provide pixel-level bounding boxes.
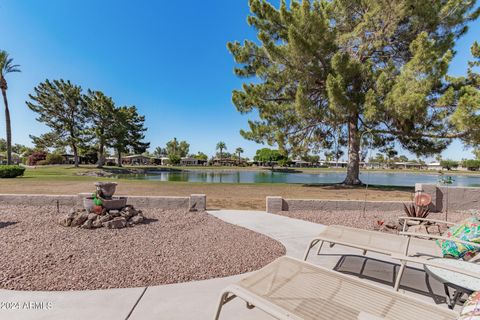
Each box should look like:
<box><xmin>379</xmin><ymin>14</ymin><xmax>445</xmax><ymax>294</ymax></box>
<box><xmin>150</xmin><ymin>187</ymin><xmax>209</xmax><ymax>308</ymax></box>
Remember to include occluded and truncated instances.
<box><xmin>463</xmin><ymin>159</ymin><xmax>480</xmax><ymax>171</ymax></box>
<box><xmin>36</xmin><ymin>160</ymin><xmax>49</xmax><ymax>166</ymax></box>
<box><xmin>28</xmin><ymin>151</ymin><xmax>47</xmax><ymax>165</ymax></box>
<box><xmin>440</xmin><ymin>160</ymin><xmax>459</xmax><ymax>170</ymax></box>
<box><xmin>0</xmin><ymin>165</ymin><xmax>25</xmax><ymax>178</ymax></box>
<box><xmin>46</xmin><ymin>153</ymin><xmax>64</xmax><ymax>164</ymax></box>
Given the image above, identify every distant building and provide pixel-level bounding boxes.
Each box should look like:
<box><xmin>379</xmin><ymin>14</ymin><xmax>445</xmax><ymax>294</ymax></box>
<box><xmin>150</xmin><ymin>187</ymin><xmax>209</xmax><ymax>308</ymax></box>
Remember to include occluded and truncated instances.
<box><xmin>180</xmin><ymin>157</ymin><xmax>198</xmax><ymax>166</ymax></box>
<box><xmin>427</xmin><ymin>162</ymin><xmax>442</xmax><ymax>170</ymax></box>
<box><xmin>391</xmin><ymin>162</ymin><xmax>424</xmax><ymax>169</ymax></box>
<box><xmin>0</xmin><ymin>153</ymin><xmax>21</xmax><ymax>165</ymax></box>
<box><xmin>121</xmin><ymin>155</ymin><xmax>152</xmax><ymax>166</ymax></box>
<box><xmin>61</xmin><ymin>154</ymin><xmax>88</xmax><ymax>165</ymax></box>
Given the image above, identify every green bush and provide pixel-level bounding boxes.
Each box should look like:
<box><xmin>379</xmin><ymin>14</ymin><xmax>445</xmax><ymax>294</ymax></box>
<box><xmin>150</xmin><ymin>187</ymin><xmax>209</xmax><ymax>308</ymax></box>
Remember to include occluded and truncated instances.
<box><xmin>0</xmin><ymin>165</ymin><xmax>26</xmax><ymax>178</ymax></box>
<box><xmin>46</xmin><ymin>153</ymin><xmax>64</xmax><ymax>164</ymax></box>
<box><xmin>463</xmin><ymin>159</ymin><xmax>480</xmax><ymax>171</ymax></box>
<box><xmin>36</xmin><ymin>160</ymin><xmax>49</xmax><ymax>166</ymax></box>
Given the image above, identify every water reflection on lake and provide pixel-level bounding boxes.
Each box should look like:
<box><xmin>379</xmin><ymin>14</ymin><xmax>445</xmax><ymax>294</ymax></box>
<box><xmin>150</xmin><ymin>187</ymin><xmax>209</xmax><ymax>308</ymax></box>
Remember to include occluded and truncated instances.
<box><xmin>113</xmin><ymin>170</ymin><xmax>480</xmax><ymax>187</ymax></box>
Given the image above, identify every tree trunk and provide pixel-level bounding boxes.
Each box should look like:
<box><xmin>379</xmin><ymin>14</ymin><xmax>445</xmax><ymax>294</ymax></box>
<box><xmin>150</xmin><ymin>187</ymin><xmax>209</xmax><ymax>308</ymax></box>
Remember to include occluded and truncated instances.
<box><xmin>72</xmin><ymin>144</ymin><xmax>79</xmax><ymax>167</ymax></box>
<box><xmin>117</xmin><ymin>149</ymin><xmax>122</xmax><ymax>167</ymax></box>
<box><xmin>97</xmin><ymin>142</ymin><xmax>104</xmax><ymax>168</ymax></box>
<box><xmin>343</xmin><ymin>117</ymin><xmax>362</xmax><ymax>185</ymax></box>
<box><xmin>1</xmin><ymin>88</ymin><xmax>12</xmax><ymax>165</ymax></box>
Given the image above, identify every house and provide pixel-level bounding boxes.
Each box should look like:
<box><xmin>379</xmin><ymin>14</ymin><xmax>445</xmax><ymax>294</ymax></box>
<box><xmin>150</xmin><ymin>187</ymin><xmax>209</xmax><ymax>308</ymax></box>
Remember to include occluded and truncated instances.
<box><xmin>211</xmin><ymin>158</ymin><xmax>237</xmax><ymax>166</ymax></box>
<box><xmin>180</xmin><ymin>157</ymin><xmax>198</xmax><ymax>166</ymax></box>
<box><xmin>321</xmin><ymin>160</ymin><xmax>348</xmax><ymax>168</ymax></box>
<box><xmin>391</xmin><ymin>162</ymin><xmax>424</xmax><ymax>169</ymax></box>
<box><xmin>121</xmin><ymin>155</ymin><xmax>152</xmax><ymax>166</ymax></box>
<box><xmin>0</xmin><ymin>153</ymin><xmax>21</xmax><ymax>165</ymax></box>
<box><xmin>427</xmin><ymin>162</ymin><xmax>442</xmax><ymax>170</ymax></box>
<box><xmin>61</xmin><ymin>154</ymin><xmax>88</xmax><ymax>165</ymax></box>
<box><xmin>291</xmin><ymin>159</ymin><xmax>312</xmax><ymax>167</ymax></box>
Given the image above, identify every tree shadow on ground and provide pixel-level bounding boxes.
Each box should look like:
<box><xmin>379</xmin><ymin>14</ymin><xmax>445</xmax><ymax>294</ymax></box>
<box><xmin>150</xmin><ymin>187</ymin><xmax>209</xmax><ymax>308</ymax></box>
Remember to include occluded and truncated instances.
<box><xmin>0</xmin><ymin>221</ymin><xmax>18</xmax><ymax>229</ymax></box>
<box><xmin>329</xmin><ymin>254</ymin><xmax>448</xmax><ymax>305</ymax></box>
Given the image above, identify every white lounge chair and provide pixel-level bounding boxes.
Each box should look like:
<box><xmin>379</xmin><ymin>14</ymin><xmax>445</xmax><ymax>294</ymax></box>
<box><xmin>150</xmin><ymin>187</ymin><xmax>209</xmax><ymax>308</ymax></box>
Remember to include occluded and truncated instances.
<box><xmin>214</xmin><ymin>256</ymin><xmax>466</xmax><ymax>320</ymax></box>
<box><xmin>303</xmin><ymin>217</ymin><xmax>480</xmax><ymax>290</ymax></box>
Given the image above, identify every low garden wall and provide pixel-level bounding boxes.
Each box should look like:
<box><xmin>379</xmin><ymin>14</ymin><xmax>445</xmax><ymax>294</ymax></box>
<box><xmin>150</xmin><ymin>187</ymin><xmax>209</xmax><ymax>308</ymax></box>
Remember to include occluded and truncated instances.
<box><xmin>266</xmin><ymin>184</ymin><xmax>480</xmax><ymax>214</ymax></box>
<box><xmin>415</xmin><ymin>183</ymin><xmax>480</xmax><ymax>212</ymax></box>
<box><xmin>266</xmin><ymin>196</ymin><xmax>405</xmax><ymax>213</ymax></box>
<box><xmin>0</xmin><ymin>193</ymin><xmax>207</xmax><ymax>211</ymax></box>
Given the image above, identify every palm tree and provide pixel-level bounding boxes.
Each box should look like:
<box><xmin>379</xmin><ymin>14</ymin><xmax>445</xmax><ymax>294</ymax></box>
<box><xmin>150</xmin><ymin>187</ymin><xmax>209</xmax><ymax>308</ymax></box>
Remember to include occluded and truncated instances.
<box><xmin>0</xmin><ymin>51</ymin><xmax>20</xmax><ymax>165</ymax></box>
<box><xmin>235</xmin><ymin>147</ymin><xmax>244</xmax><ymax>165</ymax></box>
<box><xmin>216</xmin><ymin>141</ymin><xmax>227</xmax><ymax>161</ymax></box>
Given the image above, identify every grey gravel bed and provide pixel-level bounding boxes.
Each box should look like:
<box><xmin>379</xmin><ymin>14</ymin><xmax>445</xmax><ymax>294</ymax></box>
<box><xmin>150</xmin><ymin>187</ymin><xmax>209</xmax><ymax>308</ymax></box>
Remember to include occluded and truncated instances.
<box><xmin>275</xmin><ymin>209</ymin><xmax>474</xmax><ymax>230</ymax></box>
<box><xmin>0</xmin><ymin>205</ymin><xmax>285</xmax><ymax>291</ymax></box>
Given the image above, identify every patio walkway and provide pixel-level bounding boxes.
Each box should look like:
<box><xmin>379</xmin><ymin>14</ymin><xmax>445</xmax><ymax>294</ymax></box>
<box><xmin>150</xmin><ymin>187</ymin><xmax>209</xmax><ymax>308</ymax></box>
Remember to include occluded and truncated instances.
<box><xmin>0</xmin><ymin>210</ymin><xmax>448</xmax><ymax>320</ymax></box>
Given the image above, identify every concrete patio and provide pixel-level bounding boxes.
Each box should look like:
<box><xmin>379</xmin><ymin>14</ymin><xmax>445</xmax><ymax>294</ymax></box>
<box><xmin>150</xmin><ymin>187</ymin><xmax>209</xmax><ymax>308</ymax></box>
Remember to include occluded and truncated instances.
<box><xmin>0</xmin><ymin>210</ymin><xmax>451</xmax><ymax>320</ymax></box>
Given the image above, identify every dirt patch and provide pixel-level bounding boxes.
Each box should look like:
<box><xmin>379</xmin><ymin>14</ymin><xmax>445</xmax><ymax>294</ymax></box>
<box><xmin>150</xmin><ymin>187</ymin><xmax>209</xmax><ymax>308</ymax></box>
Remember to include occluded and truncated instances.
<box><xmin>0</xmin><ymin>205</ymin><xmax>285</xmax><ymax>291</ymax></box>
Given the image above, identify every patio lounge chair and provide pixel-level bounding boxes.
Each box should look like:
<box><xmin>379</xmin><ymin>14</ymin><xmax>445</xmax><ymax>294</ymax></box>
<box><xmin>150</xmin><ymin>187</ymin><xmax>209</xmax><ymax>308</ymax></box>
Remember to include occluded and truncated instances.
<box><xmin>303</xmin><ymin>217</ymin><xmax>480</xmax><ymax>290</ymax></box>
<box><xmin>213</xmin><ymin>256</ymin><xmax>463</xmax><ymax>320</ymax></box>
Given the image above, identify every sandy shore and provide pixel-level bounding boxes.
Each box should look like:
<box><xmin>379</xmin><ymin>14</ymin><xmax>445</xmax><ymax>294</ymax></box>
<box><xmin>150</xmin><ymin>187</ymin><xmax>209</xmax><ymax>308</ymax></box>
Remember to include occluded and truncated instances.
<box><xmin>0</xmin><ymin>205</ymin><xmax>285</xmax><ymax>291</ymax></box>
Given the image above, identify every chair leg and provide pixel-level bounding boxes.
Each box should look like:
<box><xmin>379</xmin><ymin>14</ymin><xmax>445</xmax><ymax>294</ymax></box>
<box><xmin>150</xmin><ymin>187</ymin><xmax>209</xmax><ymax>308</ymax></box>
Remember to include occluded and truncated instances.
<box><xmin>303</xmin><ymin>239</ymin><xmax>320</xmax><ymax>261</ymax></box>
<box><xmin>394</xmin><ymin>261</ymin><xmax>407</xmax><ymax>291</ymax></box>
<box><xmin>213</xmin><ymin>291</ymin><xmax>233</xmax><ymax>320</ymax></box>
<box><xmin>316</xmin><ymin>241</ymin><xmax>325</xmax><ymax>255</ymax></box>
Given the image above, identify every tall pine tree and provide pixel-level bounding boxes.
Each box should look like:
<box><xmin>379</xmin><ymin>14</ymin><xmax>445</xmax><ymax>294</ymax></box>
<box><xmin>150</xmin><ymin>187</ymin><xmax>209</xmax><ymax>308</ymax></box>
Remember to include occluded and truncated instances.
<box><xmin>228</xmin><ymin>0</ymin><xmax>479</xmax><ymax>184</ymax></box>
<box><xmin>27</xmin><ymin>79</ymin><xmax>87</xmax><ymax>167</ymax></box>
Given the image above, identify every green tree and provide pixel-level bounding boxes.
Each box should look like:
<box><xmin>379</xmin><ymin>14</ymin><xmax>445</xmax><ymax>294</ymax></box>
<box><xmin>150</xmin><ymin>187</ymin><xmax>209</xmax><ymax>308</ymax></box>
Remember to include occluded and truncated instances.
<box><xmin>168</xmin><ymin>154</ymin><xmax>181</xmax><ymax>165</ymax></box>
<box><xmin>228</xmin><ymin>0</ymin><xmax>479</xmax><ymax>185</ymax></box>
<box><xmin>194</xmin><ymin>152</ymin><xmax>208</xmax><ymax>161</ymax></box>
<box><xmin>153</xmin><ymin>146</ymin><xmax>167</xmax><ymax>158</ymax></box>
<box><xmin>216</xmin><ymin>141</ymin><xmax>227</xmax><ymax>160</ymax></box>
<box><xmin>254</xmin><ymin>148</ymin><xmax>286</xmax><ymax>169</ymax></box>
<box><xmin>83</xmin><ymin>90</ymin><xmax>116</xmax><ymax>168</ymax></box>
<box><xmin>166</xmin><ymin>138</ymin><xmax>190</xmax><ymax>157</ymax></box>
<box><xmin>440</xmin><ymin>159</ymin><xmax>459</xmax><ymax>170</ymax></box>
<box><xmin>26</xmin><ymin>79</ymin><xmax>86</xmax><ymax>167</ymax></box>
<box><xmin>29</xmin><ymin>132</ymin><xmax>66</xmax><ymax>152</ymax></box>
<box><xmin>0</xmin><ymin>51</ymin><xmax>20</xmax><ymax>165</ymax></box>
<box><xmin>235</xmin><ymin>147</ymin><xmax>244</xmax><ymax>164</ymax></box>
<box><xmin>110</xmin><ymin>106</ymin><xmax>149</xmax><ymax>166</ymax></box>
<box><xmin>474</xmin><ymin>148</ymin><xmax>480</xmax><ymax>160</ymax></box>
<box><xmin>449</xmin><ymin>41</ymin><xmax>480</xmax><ymax>149</ymax></box>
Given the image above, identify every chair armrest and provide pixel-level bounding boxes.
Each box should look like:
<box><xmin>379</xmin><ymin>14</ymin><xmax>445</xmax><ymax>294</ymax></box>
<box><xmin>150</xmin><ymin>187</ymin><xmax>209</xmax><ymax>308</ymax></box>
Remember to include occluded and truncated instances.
<box><xmin>391</xmin><ymin>253</ymin><xmax>480</xmax><ymax>279</ymax></box>
<box><xmin>399</xmin><ymin>231</ymin><xmax>480</xmax><ymax>248</ymax></box>
<box><xmin>398</xmin><ymin>216</ymin><xmax>456</xmax><ymax>226</ymax></box>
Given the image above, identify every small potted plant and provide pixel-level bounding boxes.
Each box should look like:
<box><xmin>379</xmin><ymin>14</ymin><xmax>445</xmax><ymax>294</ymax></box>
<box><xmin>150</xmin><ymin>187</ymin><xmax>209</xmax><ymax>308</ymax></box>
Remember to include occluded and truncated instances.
<box><xmin>92</xmin><ymin>194</ymin><xmax>103</xmax><ymax>214</ymax></box>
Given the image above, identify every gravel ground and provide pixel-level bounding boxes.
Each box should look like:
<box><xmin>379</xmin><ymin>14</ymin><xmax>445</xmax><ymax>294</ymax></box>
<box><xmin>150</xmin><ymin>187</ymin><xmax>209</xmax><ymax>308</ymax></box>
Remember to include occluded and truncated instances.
<box><xmin>275</xmin><ymin>209</ymin><xmax>475</xmax><ymax>230</ymax></box>
<box><xmin>0</xmin><ymin>205</ymin><xmax>285</xmax><ymax>291</ymax></box>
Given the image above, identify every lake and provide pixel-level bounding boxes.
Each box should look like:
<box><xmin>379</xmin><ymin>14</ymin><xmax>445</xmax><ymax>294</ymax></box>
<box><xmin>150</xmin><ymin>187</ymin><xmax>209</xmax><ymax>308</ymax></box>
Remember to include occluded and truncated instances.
<box><xmin>113</xmin><ymin>170</ymin><xmax>480</xmax><ymax>187</ymax></box>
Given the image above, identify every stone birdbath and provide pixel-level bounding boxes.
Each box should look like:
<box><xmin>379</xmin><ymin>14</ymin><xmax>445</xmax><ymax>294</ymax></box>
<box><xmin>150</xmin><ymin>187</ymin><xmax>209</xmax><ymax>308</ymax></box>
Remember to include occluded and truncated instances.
<box><xmin>83</xmin><ymin>182</ymin><xmax>127</xmax><ymax>211</ymax></box>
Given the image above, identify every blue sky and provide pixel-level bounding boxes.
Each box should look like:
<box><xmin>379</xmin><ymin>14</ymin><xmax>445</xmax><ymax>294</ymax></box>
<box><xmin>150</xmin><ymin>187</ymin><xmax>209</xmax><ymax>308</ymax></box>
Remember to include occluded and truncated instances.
<box><xmin>0</xmin><ymin>0</ymin><xmax>478</xmax><ymax>160</ymax></box>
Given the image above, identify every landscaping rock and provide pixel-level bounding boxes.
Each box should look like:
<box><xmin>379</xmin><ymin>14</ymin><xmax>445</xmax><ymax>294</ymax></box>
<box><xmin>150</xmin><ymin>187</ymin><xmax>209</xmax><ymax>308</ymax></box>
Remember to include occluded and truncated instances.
<box><xmin>427</xmin><ymin>225</ymin><xmax>441</xmax><ymax>235</ymax></box>
<box><xmin>60</xmin><ymin>205</ymin><xmax>145</xmax><ymax>230</ymax></box>
<box><xmin>92</xmin><ymin>219</ymin><xmax>103</xmax><ymax>228</ymax></box>
<box><xmin>70</xmin><ymin>212</ymin><xmax>89</xmax><ymax>227</ymax></box>
<box><xmin>58</xmin><ymin>217</ymin><xmax>72</xmax><ymax>227</ymax></box>
<box><xmin>104</xmin><ymin>217</ymin><xmax>127</xmax><ymax>229</ymax></box>
<box><xmin>109</xmin><ymin>210</ymin><xmax>120</xmax><ymax>217</ymax></box>
<box><xmin>407</xmin><ymin>224</ymin><xmax>428</xmax><ymax>234</ymax></box>
<box><xmin>385</xmin><ymin>220</ymin><xmax>398</xmax><ymax>229</ymax></box>
<box><xmin>129</xmin><ymin>215</ymin><xmax>144</xmax><ymax>225</ymax></box>
<box><xmin>81</xmin><ymin>219</ymin><xmax>93</xmax><ymax>229</ymax></box>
